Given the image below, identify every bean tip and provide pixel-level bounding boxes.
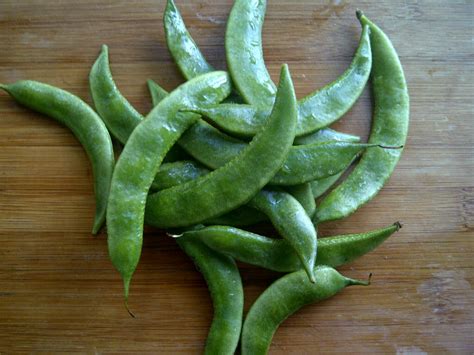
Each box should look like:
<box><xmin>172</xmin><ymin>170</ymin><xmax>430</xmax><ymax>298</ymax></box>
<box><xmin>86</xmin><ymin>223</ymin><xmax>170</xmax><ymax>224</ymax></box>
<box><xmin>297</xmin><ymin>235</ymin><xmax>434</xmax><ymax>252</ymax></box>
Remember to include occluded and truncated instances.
<box><xmin>394</xmin><ymin>221</ymin><xmax>403</xmax><ymax>230</ymax></box>
<box><xmin>356</xmin><ymin>9</ymin><xmax>364</xmax><ymax>20</ymax></box>
<box><xmin>125</xmin><ymin>300</ymin><xmax>136</xmax><ymax>318</ymax></box>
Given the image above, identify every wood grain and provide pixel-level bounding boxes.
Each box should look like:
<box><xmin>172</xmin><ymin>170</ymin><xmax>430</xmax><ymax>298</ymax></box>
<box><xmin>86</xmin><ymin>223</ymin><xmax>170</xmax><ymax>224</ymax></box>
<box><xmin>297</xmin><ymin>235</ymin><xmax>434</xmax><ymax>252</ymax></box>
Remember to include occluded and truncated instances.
<box><xmin>0</xmin><ymin>0</ymin><xmax>472</xmax><ymax>353</ymax></box>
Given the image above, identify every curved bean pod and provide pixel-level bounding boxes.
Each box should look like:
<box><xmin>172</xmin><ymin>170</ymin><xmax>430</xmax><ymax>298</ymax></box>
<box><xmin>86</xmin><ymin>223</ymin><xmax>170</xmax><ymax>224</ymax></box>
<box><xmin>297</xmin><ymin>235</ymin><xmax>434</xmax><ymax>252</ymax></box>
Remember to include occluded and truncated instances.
<box><xmin>315</xmin><ymin>12</ymin><xmax>409</xmax><ymax>223</ymax></box>
<box><xmin>249</xmin><ymin>189</ymin><xmax>317</xmax><ymax>282</ymax></box>
<box><xmin>148</xmin><ymin>153</ymin><xmax>266</xmax><ymax>227</ymax></box>
<box><xmin>180</xmin><ymin>223</ymin><xmax>400</xmax><ymax>272</ymax></box>
<box><xmin>226</xmin><ymin>1</ymin><xmax>372</xmax><ymax>135</ymax></box>
<box><xmin>294</xmin><ymin>128</ymin><xmax>360</xmax><ymax>145</ymax></box>
<box><xmin>89</xmin><ymin>45</ymin><xmax>142</xmax><ymax>144</ymax></box>
<box><xmin>310</xmin><ymin>172</ymin><xmax>345</xmax><ymax>199</ymax></box>
<box><xmin>285</xmin><ymin>183</ymin><xmax>316</xmax><ymax>218</ymax></box>
<box><xmin>151</xmin><ymin>160</ymin><xmax>210</xmax><ymax>191</ymax></box>
<box><xmin>176</xmin><ymin>238</ymin><xmax>243</xmax><ymax>355</ymax></box>
<box><xmin>147</xmin><ymin>79</ymin><xmax>169</xmax><ymax>106</ymax></box>
<box><xmin>226</xmin><ymin>0</ymin><xmax>275</xmax><ymax>109</ymax></box>
<box><xmin>163</xmin><ymin>0</ymin><xmax>214</xmax><ymax>80</ymax></box>
<box><xmin>107</xmin><ymin>71</ymin><xmax>231</xmax><ymax>301</ymax></box>
<box><xmin>0</xmin><ymin>80</ymin><xmax>114</xmax><ymax>234</ymax></box>
<box><xmin>241</xmin><ymin>266</ymin><xmax>370</xmax><ymax>354</ymax></box>
<box><xmin>145</xmin><ymin>64</ymin><xmax>297</xmax><ymax>228</ymax></box>
<box><xmin>179</xmin><ymin>123</ymin><xmax>381</xmax><ymax>186</ymax></box>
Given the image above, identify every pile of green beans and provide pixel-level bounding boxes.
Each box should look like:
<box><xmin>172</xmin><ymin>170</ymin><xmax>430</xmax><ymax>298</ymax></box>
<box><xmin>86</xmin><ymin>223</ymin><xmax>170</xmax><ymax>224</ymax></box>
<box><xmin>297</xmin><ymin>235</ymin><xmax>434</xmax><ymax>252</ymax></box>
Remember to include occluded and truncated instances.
<box><xmin>0</xmin><ymin>0</ymin><xmax>409</xmax><ymax>353</ymax></box>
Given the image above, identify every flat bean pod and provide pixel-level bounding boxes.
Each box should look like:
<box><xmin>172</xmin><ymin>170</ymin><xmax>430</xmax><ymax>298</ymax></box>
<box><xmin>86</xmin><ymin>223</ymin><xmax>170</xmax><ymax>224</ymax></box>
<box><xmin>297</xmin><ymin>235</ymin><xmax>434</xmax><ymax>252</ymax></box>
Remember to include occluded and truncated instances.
<box><xmin>151</xmin><ymin>160</ymin><xmax>210</xmax><ymax>191</ymax></box>
<box><xmin>176</xmin><ymin>238</ymin><xmax>243</xmax><ymax>355</ymax></box>
<box><xmin>226</xmin><ymin>0</ymin><xmax>372</xmax><ymax>135</ymax></box>
<box><xmin>180</xmin><ymin>223</ymin><xmax>400</xmax><ymax>272</ymax></box>
<box><xmin>179</xmin><ymin>123</ymin><xmax>380</xmax><ymax>186</ymax></box>
<box><xmin>163</xmin><ymin>0</ymin><xmax>214</xmax><ymax>80</ymax></box>
<box><xmin>0</xmin><ymin>80</ymin><xmax>114</xmax><ymax>234</ymax></box>
<box><xmin>284</xmin><ymin>183</ymin><xmax>316</xmax><ymax>218</ymax></box>
<box><xmin>241</xmin><ymin>266</ymin><xmax>369</xmax><ymax>354</ymax></box>
<box><xmin>89</xmin><ymin>45</ymin><xmax>142</xmax><ymax>144</ymax></box>
<box><xmin>315</xmin><ymin>12</ymin><xmax>409</xmax><ymax>223</ymax></box>
<box><xmin>294</xmin><ymin>128</ymin><xmax>360</xmax><ymax>145</ymax></box>
<box><xmin>107</xmin><ymin>71</ymin><xmax>231</xmax><ymax>301</ymax></box>
<box><xmin>145</xmin><ymin>65</ymin><xmax>297</xmax><ymax>228</ymax></box>
<box><xmin>147</xmin><ymin>79</ymin><xmax>169</xmax><ymax>106</ymax></box>
<box><xmin>249</xmin><ymin>189</ymin><xmax>317</xmax><ymax>282</ymax></box>
<box><xmin>149</xmin><ymin>159</ymin><xmax>266</xmax><ymax>227</ymax></box>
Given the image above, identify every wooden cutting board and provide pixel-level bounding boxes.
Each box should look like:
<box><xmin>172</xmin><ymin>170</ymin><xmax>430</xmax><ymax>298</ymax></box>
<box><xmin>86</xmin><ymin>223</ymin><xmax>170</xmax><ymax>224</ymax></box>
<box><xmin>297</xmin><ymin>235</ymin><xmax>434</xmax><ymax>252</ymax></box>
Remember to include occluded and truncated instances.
<box><xmin>0</xmin><ymin>0</ymin><xmax>472</xmax><ymax>353</ymax></box>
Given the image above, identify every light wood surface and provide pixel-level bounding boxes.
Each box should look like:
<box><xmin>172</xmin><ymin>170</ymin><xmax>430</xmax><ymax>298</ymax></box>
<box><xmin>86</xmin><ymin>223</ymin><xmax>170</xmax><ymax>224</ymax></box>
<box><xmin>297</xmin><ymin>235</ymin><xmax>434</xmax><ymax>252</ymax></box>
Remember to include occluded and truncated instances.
<box><xmin>0</xmin><ymin>0</ymin><xmax>472</xmax><ymax>353</ymax></box>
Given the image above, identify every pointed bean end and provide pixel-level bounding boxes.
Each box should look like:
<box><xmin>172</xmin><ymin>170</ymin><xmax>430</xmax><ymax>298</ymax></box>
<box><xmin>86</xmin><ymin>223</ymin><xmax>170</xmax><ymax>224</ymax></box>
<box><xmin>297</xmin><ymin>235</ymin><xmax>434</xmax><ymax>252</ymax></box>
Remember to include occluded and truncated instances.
<box><xmin>356</xmin><ymin>9</ymin><xmax>364</xmax><ymax>20</ymax></box>
<box><xmin>394</xmin><ymin>221</ymin><xmax>403</xmax><ymax>231</ymax></box>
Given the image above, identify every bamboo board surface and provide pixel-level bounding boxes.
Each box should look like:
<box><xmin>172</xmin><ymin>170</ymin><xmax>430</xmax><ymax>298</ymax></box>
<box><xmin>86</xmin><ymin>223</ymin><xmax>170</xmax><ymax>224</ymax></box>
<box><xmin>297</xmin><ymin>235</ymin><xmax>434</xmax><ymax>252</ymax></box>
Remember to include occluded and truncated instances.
<box><xmin>0</xmin><ymin>0</ymin><xmax>472</xmax><ymax>353</ymax></box>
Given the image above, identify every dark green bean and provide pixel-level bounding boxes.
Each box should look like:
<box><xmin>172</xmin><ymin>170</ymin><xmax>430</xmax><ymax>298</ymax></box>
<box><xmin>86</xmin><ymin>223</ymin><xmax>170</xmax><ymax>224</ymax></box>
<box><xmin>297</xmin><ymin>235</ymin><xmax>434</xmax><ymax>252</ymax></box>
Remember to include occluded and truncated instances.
<box><xmin>241</xmin><ymin>266</ymin><xmax>370</xmax><ymax>354</ymax></box>
<box><xmin>0</xmin><ymin>80</ymin><xmax>114</xmax><ymax>234</ymax></box>
<box><xmin>180</xmin><ymin>223</ymin><xmax>400</xmax><ymax>272</ymax></box>
<box><xmin>107</xmin><ymin>71</ymin><xmax>231</xmax><ymax>301</ymax></box>
<box><xmin>176</xmin><ymin>238</ymin><xmax>243</xmax><ymax>355</ymax></box>
<box><xmin>315</xmin><ymin>12</ymin><xmax>409</xmax><ymax>223</ymax></box>
<box><xmin>310</xmin><ymin>172</ymin><xmax>345</xmax><ymax>199</ymax></box>
<box><xmin>145</xmin><ymin>64</ymin><xmax>297</xmax><ymax>228</ymax></box>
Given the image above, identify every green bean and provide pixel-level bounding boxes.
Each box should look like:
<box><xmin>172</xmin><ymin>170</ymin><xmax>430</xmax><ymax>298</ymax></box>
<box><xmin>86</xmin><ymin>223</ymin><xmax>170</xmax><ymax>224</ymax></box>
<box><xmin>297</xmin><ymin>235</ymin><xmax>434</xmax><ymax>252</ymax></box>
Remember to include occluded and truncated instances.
<box><xmin>147</xmin><ymin>79</ymin><xmax>169</xmax><ymax>106</ymax></box>
<box><xmin>147</xmin><ymin>145</ymin><xmax>266</xmax><ymax>227</ymax></box>
<box><xmin>241</xmin><ymin>266</ymin><xmax>370</xmax><ymax>354</ymax></box>
<box><xmin>180</xmin><ymin>223</ymin><xmax>400</xmax><ymax>272</ymax></box>
<box><xmin>315</xmin><ymin>12</ymin><xmax>409</xmax><ymax>223</ymax></box>
<box><xmin>163</xmin><ymin>0</ymin><xmax>214</xmax><ymax>80</ymax></box>
<box><xmin>145</xmin><ymin>64</ymin><xmax>297</xmax><ymax>228</ymax></box>
<box><xmin>150</xmin><ymin>160</ymin><xmax>210</xmax><ymax>191</ymax></box>
<box><xmin>107</xmin><ymin>71</ymin><xmax>231</xmax><ymax>302</ymax></box>
<box><xmin>294</xmin><ymin>128</ymin><xmax>360</xmax><ymax>145</ymax></box>
<box><xmin>176</xmin><ymin>238</ymin><xmax>243</xmax><ymax>355</ymax></box>
<box><xmin>89</xmin><ymin>45</ymin><xmax>142</xmax><ymax>144</ymax></box>
<box><xmin>310</xmin><ymin>172</ymin><xmax>345</xmax><ymax>199</ymax></box>
<box><xmin>226</xmin><ymin>0</ymin><xmax>372</xmax><ymax>135</ymax></box>
<box><xmin>0</xmin><ymin>80</ymin><xmax>114</xmax><ymax>234</ymax></box>
<box><xmin>147</xmin><ymin>77</ymin><xmax>264</xmax><ymax>227</ymax></box>
<box><xmin>249</xmin><ymin>189</ymin><xmax>317</xmax><ymax>282</ymax></box>
<box><xmin>179</xmin><ymin>123</ymin><xmax>381</xmax><ymax>186</ymax></box>
<box><xmin>285</xmin><ymin>183</ymin><xmax>316</xmax><ymax>218</ymax></box>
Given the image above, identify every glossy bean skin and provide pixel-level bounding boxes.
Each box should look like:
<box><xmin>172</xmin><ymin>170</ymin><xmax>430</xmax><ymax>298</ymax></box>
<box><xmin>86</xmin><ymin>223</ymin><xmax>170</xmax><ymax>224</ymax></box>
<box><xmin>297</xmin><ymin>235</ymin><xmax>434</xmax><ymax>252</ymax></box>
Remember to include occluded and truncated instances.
<box><xmin>310</xmin><ymin>172</ymin><xmax>345</xmax><ymax>199</ymax></box>
<box><xmin>226</xmin><ymin>0</ymin><xmax>372</xmax><ymax>135</ymax></box>
<box><xmin>315</xmin><ymin>12</ymin><xmax>409</xmax><ymax>223</ymax></box>
<box><xmin>179</xmin><ymin>123</ymin><xmax>378</xmax><ymax>186</ymax></box>
<box><xmin>150</xmin><ymin>160</ymin><xmax>210</xmax><ymax>191</ymax></box>
<box><xmin>163</xmin><ymin>0</ymin><xmax>214</xmax><ymax>80</ymax></box>
<box><xmin>241</xmin><ymin>266</ymin><xmax>369</xmax><ymax>354</ymax></box>
<box><xmin>147</xmin><ymin>79</ymin><xmax>169</xmax><ymax>106</ymax></box>
<box><xmin>149</xmin><ymin>159</ymin><xmax>266</xmax><ymax>226</ymax></box>
<box><xmin>181</xmin><ymin>223</ymin><xmax>400</xmax><ymax>273</ymax></box>
<box><xmin>226</xmin><ymin>0</ymin><xmax>275</xmax><ymax>109</ymax></box>
<box><xmin>176</xmin><ymin>238</ymin><xmax>243</xmax><ymax>355</ymax></box>
<box><xmin>145</xmin><ymin>65</ymin><xmax>297</xmax><ymax>228</ymax></box>
<box><xmin>107</xmin><ymin>72</ymin><xmax>231</xmax><ymax>300</ymax></box>
<box><xmin>0</xmin><ymin>80</ymin><xmax>114</xmax><ymax>234</ymax></box>
<box><xmin>294</xmin><ymin>128</ymin><xmax>360</xmax><ymax>145</ymax></box>
<box><xmin>249</xmin><ymin>189</ymin><xmax>317</xmax><ymax>282</ymax></box>
<box><xmin>285</xmin><ymin>183</ymin><xmax>316</xmax><ymax>218</ymax></box>
<box><xmin>89</xmin><ymin>45</ymin><xmax>142</xmax><ymax>144</ymax></box>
